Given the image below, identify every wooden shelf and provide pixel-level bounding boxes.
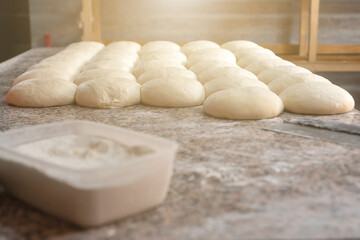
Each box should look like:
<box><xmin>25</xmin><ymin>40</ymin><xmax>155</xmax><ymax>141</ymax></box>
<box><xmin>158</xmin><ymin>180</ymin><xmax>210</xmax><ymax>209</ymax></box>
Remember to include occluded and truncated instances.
<box><xmin>80</xmin><ymin>0</ymin><xmax>360</xmax><ymax>73</ymax></box>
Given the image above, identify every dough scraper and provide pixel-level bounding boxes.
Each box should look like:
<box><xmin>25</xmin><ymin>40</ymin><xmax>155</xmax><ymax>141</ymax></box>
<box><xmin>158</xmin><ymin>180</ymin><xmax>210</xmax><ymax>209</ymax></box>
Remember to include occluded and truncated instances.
<box><xmin>263</xmin><ymin>118</ymin><xmax>360</xmax><ymax>148</ymax></box>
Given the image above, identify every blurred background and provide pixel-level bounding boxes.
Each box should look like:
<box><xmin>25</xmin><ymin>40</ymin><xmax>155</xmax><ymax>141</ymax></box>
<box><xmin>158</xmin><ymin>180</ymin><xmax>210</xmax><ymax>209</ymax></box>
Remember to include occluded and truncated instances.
<box><xmin>0</xmin><ymin>0</ymin><xmax>359</xmax><ymax>108</ymax></box>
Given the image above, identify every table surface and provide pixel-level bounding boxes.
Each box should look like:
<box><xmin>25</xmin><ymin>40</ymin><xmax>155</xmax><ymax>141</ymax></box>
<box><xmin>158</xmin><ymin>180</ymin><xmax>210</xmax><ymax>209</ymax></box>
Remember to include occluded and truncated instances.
<box><xmin>0</xmin><ymin>48</ymin><xmax>360</xmax><ymax>240</ymax></box>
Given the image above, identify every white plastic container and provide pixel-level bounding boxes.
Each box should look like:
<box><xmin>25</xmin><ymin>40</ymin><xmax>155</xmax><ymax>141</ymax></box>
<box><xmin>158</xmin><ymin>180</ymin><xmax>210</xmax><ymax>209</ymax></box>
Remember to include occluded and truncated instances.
<box><xmin>0</xmin><ymin>120</ymin><xmax>178</xmax><ymax>227</ymax></box>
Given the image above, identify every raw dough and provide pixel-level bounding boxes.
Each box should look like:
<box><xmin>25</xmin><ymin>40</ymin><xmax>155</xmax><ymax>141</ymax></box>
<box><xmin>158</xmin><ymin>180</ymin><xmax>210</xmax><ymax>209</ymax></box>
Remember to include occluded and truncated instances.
<box><xmin>234</xmin><ymin>47</ymin><xmax>275</xmax><ymax>60</ymax></box>
<box><xmin>203</xmin><ymin>87</ymin><xmax>284</xmax><ymax>120</ymax></box>
<box><xmin>181</xmin><ymin>40</ymin><xmax>220</xmax><ymax>56</ymax></box>
<box><xmin>140</xmin><ymin>41</ymin><xmax>180</xmax><ymax>55</ymax></box>
<box><xmin>6</xmin><ymin>78</ymin><xmax>77</xmax><ymax>107</ymax></box>
<box><xmin>198</xmin><ymin>66</ymin><xmax>258</xmax><ymax>85</ymax></box>
<box><xmin>189</xmin><ymin>60</ymin><xmax>237</xmax><ymax>76</ymax></box>
<box><xmin>133</xmin><ymin>60</ymin><xmax>185</xmax><ymax>77</ymax></box>
<box><xmin>82</xmin><ymin>60</ymin><xmax>133</xmax><ymax>72</ymax></box>
<box><xmin>186</xmin><ymin>48</ymin><xmax>236</xmax><ymax>67</ymax></box>
<box><xmin>141</xmin><ymin>77</ymin><xmax>205</xmax><ymax>107</ymax></box>
<box><xmin>221</xmin><ymin>40</ymin><xmax>258</xmax><ymax>52</ymax></box>
<box><xmin>280</xmin><ymin>82</ymin><xmax>355</xmax><ymax>115</ymax></box>
<box><xmin>92</xmin><ymin>51</ymin><xmax>139</xmax><ymax>65</ymax></box>
<box><xmin>106</xmin><ymin>41</ymin><xmax>141</xmax><ymax>52</ymax></box>
<box><xmin>258</xmin><ymin>65</ymin><xmax>311</xmax><ymax>84</ymax></box>
<box><xmin>204</xmin><ymin>76</ymin><xmax>269</xmax><ymax>97</ymax></box>
<box><xmin>74</xmin><ymin>69</ymin><xmax>136</xmax><ymax>85</ymax></box>
<box><xmin>76</xmin><ymin>78</ymin><xmax>140</xmax><ymax>109</ymax></box>
<box><xmin>28</xmin><ymin>60</ymin><xmax>83</xmax><ymax>76</ymax></box>
<box><xmin>237</xmin><ymin>53</ymin><xmax>280</xmax><ymax>68</ymax></box>
<box><xmin>268</xmin><ymin>73</ymin><xmax>331</xmax><ymax>95</ymax></box>
<box><xmin>140</xmin><ymin>51</ymin><xmax>187</xmax><ymax>65</ymax></box>
<box><xmin>245</xmin><ymin>58</ymin><xmax>295</xmax><ymax>75</ymax></box>
<box><xmin>137</xmin><ymin>67</ymin><xmax>197</xmax><ymax>85</ymax></box>
<box><xmin>13</xmin><ymin>68</ymin><xmax>73</xmax><ymax>86</ymax></box>
<box><xmin>66</xmin><ymin>41</ymin><xmax>104</xmax><ymax>51</ymax></box>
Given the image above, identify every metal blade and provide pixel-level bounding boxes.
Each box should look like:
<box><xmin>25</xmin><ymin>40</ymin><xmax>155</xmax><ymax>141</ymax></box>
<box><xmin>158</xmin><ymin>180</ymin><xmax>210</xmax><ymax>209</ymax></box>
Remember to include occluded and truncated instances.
<box><xmin>284</xmin><ymin>118</ymin><xmax>360</xmax><ymax>135</ymax></box>
<box><xmin>263</xmin><ymin>123</ymin><xmax>360</xmax><ymax>148</ymax></box>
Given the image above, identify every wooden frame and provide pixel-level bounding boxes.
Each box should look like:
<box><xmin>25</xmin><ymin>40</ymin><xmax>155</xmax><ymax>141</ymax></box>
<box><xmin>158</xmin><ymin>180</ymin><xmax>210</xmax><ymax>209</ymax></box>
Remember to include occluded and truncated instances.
<box><xmin>80</xmin><ymin>0</ymin><xmax>360</xmax><ymax>72</ymax></box>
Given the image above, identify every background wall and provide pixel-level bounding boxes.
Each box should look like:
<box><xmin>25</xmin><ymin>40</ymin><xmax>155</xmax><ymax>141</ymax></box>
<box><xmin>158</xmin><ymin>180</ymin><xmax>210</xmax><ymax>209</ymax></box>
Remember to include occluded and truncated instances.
<box><xmin>0</xmin><ymin>0</ymin><xmax>31</xmax><ymax>62</ymax></box>
<box><xmin>27</xmin><ymin>0</ymin><xmax>360</xmax><ymax>47</ymax></box>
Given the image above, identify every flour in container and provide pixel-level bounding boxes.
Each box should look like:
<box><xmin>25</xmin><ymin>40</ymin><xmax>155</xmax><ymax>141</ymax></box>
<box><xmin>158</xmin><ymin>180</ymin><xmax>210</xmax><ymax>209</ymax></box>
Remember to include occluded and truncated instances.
<box><xmin>16</xmin><ymin>134</ymin><xmax>153</xmax><ymax>169</ymax></box>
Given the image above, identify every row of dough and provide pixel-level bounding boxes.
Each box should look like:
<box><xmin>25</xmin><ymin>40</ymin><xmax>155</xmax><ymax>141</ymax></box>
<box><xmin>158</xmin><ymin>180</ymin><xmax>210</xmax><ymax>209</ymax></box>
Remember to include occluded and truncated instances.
<box><xmin>202</xmin><ymin>40</ymin><xmax>354</xmax><ymax>119</ymax></box>
<box><xmin>6</xmin><ymin>40</ymin><xmax>355</xmax><ymax>120</ymax></box>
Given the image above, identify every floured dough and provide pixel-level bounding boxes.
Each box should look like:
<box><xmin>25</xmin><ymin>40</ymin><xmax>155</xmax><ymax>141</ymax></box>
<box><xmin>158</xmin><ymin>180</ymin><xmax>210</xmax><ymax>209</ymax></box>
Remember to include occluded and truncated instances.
<box><xmin>141</xmin><ymin>77</ymin><xmax>205</xmax><ymax>107</ymax></box>
<box><xmin>140</xmin><ymin>51</ymin><xmax>187</xmax><ymax>65</ymax></box>
<box><xmin>189</xmin><ymin>60</ymin><xmax>237</xmax><ymax>76</ymax></box>
<box><xmin>186</xmin><ymin>48</ymin><xmax>236</xmax><ymax>67</ymax></box>
<box><xmin>140</xmin><ymin>41</ymin><xmax>180</xmax><ymax>55</ymax></box>
<box><xmin>92</xmin><ymin>52</ymin><xmax>139</xmax><ymax>65</ymax></box>
<box><xmin>74</xmin><ymin>69</ymin><xmax>136</xmax><ymax>85</ymax></box>
<box><xmin>76</xmin><ymin>78</ymin><xmax>140</xmax><ymax>109</ymax></box>
<box><xmin>246</xmin><ymin>58</ymin><xmax>295</xmax><ymax>75</ymax></box>
<box><xmin>258</xmin><ymin>65</ymin><xmax>311</xmax><ymax>84</ymax></box>
<box><xmin>237</xmin><ymin>53</ymin><xmax>280</xmax><ymax>68</ymax></box>
<box><xmin>198</xmin><ymin>66</ymin><xmax>258</xmax><ymax>85</ymax></box>
<box><xmin>204</xmin><ymin>76</ymin><xmax>269</xmax><ymax>97</ymax></box>
<box><xmin>13</xmin><ymin>68</ymin><xmax>73</xmax><ymax>86</ymax></box>
<box><xmin>268</xmin><ymin>73</ymin><xmax>331</xmax><ymax>95</ymax></box>
<box><xmin>133</xmin><ymin>60</ymin><xmax>185</xmax><ymax>77</ymax></box>
<box><xmin>82</xmin><ymin>60</ymin><xmax>133</xmax><ymax>72</ymax></box>
<box><xmin>137</xmin><ymin>67</ymin><xmax>197</xmax><ymax>85</ymax></box>
<box><xmin>203</xmin><ymin>87</ymin><xmax>284</xmax><ymax>120</ymax></box>
<box><xmin>6</xmin><ymin>78</ymin><xmax>77</xmax><ymax>107</ymax></box>
<box><xmin>28</xmin><ymin>60</ymin><xmax>83</xmax><ymax>76</ymax></box>
<box><xmin>234</xmin><ymin>47</ymin><xmax>275</xmax><ymax>60</ymax></box>
<box><xmin>181</xmin><ymin>40</ymin><xmax>220</xmax><ymax>56</ymax></box>
<box><xmin>221</xmin><ymin>40</ymin><xmax>258</xmax><ymax>52</ymax></box>
<box><xmin>280</xmin><ymin>82</ymin><xmax>354</xmax><ymax>115</ymax></box>
<box><xmin>106</xmin><ymin>41</ymin><xmax>141</xmax><ymax>52</ymax></box>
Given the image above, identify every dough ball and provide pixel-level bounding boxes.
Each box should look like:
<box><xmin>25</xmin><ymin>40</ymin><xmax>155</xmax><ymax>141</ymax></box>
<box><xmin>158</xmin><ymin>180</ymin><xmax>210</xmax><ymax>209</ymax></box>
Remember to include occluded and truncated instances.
<box><xmin>106</xmin><ymin>41</ymin><xmax>141</xmax><ymax>52</ymax></box>
<box><xmin>258</xmin><ymin>65</ymin><xmax>311</xmax><ymax>84</ymax></box>
<box><xmin>234</xmin><ymin>47</ymin><xmax>275</xmax><ymax>60</ymax></box>
<box><xmin>132</xmin><ymin>60</ymin><xmax>185</xmax><ymax>78</ymax></box>
<box><xmin>203</xmin><ymin>87</ymin><xmax>284</xmax><ymax>120</ymax></box>
<box><xmin>280</xmin><ymin>82</ymin><xmax>354</xmax><ymax>115</ymax></box>
<box><xmin>137</xmin><ymin>67</ymin><xmax>197</xmax><ymax>85</ymax></box>
<box><xmin>42</xmin><ymin>53</ymin><xmax>88</xmax><ymax>66</ymax></box>
<box><xmin>268</xmin><ymin>73</ymin><xmax>330</xmax><ymax>95</ymax></box>
<box><xmin>140</xmin><ymin>41</ymin><xmax>180</xmax><ymax>55</ymax></box>
<box><xmin>13</xmin><ymin>68</ymin><xmax>73</xmax><ymax>86</ymax></box>
<box><xmin>198</xmin><ymin>66</ymin><xmax>258</xmax><ymax>85</ymax></box>
<box><xmin>141</xmin><ymin>77</ymin><xmax>205</xmax><ymax>107</ymax></box>
<box><xmin>237</xmin><ymin>53</ymin><xmax>281</xmax><ymax>68</ymax></box>
<box><xmin>28</xmin><ymin>61</ymin><xmax>82</xmax><ymax>76</ymax></box>
<box><xmin>140</xmin><ymin>50</ymin><xmax>187</xmax><ymax>65</ymax></box>
<box><xmin>66</xmin><ymin>41</ymin><xmax>104</xmax><ymax>51</ymax></box>
<box><xmin>245</xmin><ymin>58</ymin><xmax>295</xmax><ymax>75</ymax></box>
<box><xmin>76</xmin><ymin>78</ymin><xmax>140</xmax><ymax>109</ymax></box>
<box><xmin>186</xmin><ymin>48</ymin><xmax>236</xmax><ymax>67</ymax></box>
<box><xmin>181</xmin><ymin>40</ymin><xmax>220</xmax><ymax>56</ymax></box>
<box><xmin>220</xmin><ymin>40</ymin><xmax>258</xmax><ymax>52</ymax></box>
<box><xmin>204</xmin><ymin>76</ymin><xmax>269</xmax><ymax>97</ymax></box>
<box><xmin>82</xmin><ymin>60</ymin><xmax>133</xmax><ymax>72</ymax></box>
<box><xmin>189</xmin><ymin>60</ymin><xmax>237</xmax><ymax>76</ymax></box>
<box><xmin>92</xmin><ymin>51</ymin><xmax>139</xmax><ymax>65</ymax></box>
<box><xmin>75</xmin><ymin>69</ymin><xmax>136</xmax><ymax>85</ymax></box>
<box><xmin>6</xmin><ymin>78</ymin><xmax>77</xmax><ymax>107</ymax></box>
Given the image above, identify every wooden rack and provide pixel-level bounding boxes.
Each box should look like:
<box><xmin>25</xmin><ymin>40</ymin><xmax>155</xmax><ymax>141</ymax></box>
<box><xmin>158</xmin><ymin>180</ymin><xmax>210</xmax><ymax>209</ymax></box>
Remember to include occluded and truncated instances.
<box><xmin>80</xmin><ymin>0</ymin><xmax>360</xmax><ymax>73</ymax></box>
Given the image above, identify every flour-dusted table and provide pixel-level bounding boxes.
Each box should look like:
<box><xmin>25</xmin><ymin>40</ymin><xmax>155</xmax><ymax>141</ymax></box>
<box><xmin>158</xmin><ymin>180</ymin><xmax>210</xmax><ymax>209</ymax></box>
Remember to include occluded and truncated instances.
<box><xmin>0</xmin><ymin>48</ymin><xmax>360</xmax><ymax>240</ymax></box>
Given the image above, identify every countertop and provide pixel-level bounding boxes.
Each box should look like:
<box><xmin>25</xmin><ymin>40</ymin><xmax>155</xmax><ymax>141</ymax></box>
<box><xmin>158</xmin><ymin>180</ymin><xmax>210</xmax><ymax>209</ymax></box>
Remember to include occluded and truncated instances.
<box><xmin>0</xmin><ymin>48</ymin><xmax>360</xmax><ymax>240</ymax></box>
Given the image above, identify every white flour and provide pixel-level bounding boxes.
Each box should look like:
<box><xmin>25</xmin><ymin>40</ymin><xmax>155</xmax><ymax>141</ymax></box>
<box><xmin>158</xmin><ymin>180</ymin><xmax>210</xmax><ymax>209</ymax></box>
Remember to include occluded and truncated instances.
<box><xmin>16</xmin><ymin>134</ymin><xmax>153</xmax><ymax>169</ymax></box>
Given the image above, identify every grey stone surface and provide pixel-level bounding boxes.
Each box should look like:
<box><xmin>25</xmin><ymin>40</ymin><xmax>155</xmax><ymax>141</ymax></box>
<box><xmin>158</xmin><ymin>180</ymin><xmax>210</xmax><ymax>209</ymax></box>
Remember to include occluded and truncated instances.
<box><xmin>0</xmin><ymin>48</ymin><xmax>360</xmax><ymax>240</ymax></box>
